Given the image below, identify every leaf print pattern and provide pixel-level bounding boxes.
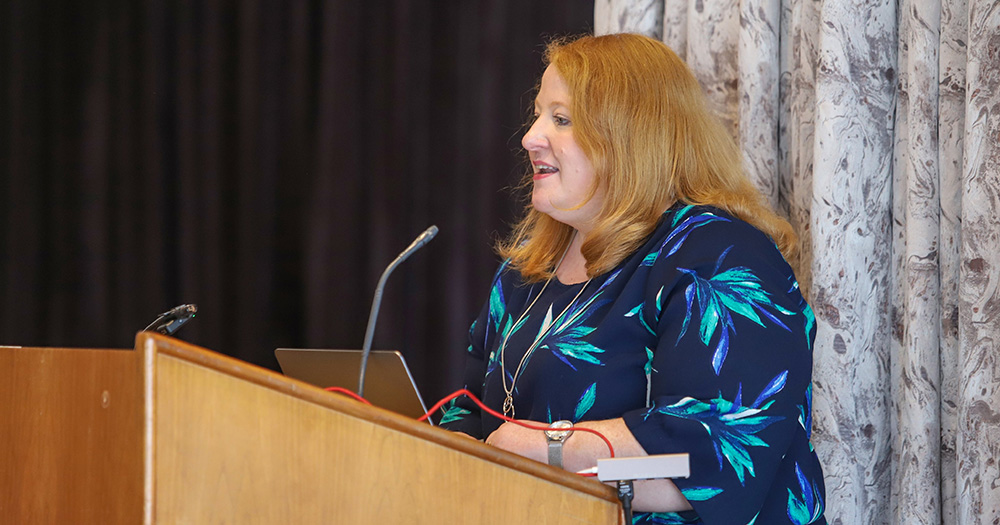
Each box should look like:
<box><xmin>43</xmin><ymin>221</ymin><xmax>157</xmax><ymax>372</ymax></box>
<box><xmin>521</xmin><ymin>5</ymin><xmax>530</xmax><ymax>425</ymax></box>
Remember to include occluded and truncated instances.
<box><xmin>625</xmin><ymin>286</ymin><xmax>664</xmax><ymax>336</ymax></box>
<box><xmin>488</xmin><ymin>262</ymin><xmax>508</xmax><ymax>333</ymax></box>
<box><xmin>535</xmin><ymin>269</ymin><xmax>623</xmax><ymax>368</ymax></box>
<box><xmin>543</xmin><ymin>324</ymin><xmax>605</xmax><ymax>369</ymax></box>
<box><xmin>652</xmin><ymin>395</ymin><xmax>779</xmax><ymax>484</ymax></box>
<box><xmin>786</xmin><ymin>463</ymin><xmax>824</xmax><ymax>524</ymax></box>
<box><xmin>802</xmin><ymin>304</ymin><xmax>816</xmax><ymax>351</ymax></box>
<box><xmin>625</xmin><ymin>302</ymin><xmax>655</xmax><ymax>335</ymax></box>
<box><xmin>644</xmin><ymin>374</ymin><xmax>787</xmax><ymax>485</ymax></box>
<box><xmin>677</xmin><ymin>247</ymin><xmax>796</xmax><ymax>375</ymax></box>
<box><xmin>439</xmin><ymin>401</ymin><xmax>471</xmax><ymax>425</ymax></box>
<box><xmin>574</xmin><ymin>383</ymin><xmax>597</xmax><ymax>421</ymax></box>
<box><xmin>641</xmin><ymin>207</ymin><xmax>730</xmax><ymax>267</ymax></box>
<box><xmin>799</xmin><ymin>384</ymin><xmax>814</xmax><ymax>451</ymax></box>
<box><xmin>681</xmin><ymin>486</ymin><xmax>724</xmax><ymax>501</ymax></box>
<box><xmin>504</xmin><ymin>268</ymin><xmax>623</xmax><ymax>374</ymax></box>
<box><xmin>750</xmin><ymin>371</ymin><xmax>787</xmax><ymax>410</ymax></box>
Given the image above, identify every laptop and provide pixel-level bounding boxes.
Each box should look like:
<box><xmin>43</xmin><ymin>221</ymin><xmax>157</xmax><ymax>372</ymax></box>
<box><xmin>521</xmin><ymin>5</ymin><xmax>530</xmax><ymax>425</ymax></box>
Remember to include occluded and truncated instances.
<box><xmin>274</xmin><ymin>348</ymin><xmax>432</xmax><ymax>424</ymax></box>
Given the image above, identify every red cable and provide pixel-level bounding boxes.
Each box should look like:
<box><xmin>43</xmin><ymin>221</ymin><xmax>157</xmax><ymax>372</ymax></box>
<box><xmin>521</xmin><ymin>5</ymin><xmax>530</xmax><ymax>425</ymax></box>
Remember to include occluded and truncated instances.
<box><xmin>420</xmin><ymin>388</ymin><xmax>615</xmax><ymax>458</ymax></box>
<box><xmin>322</xmin><ymin>385</ymin><xmax>616</xmax><ymax>460</ymax></box>
<box><xmin>324</xmin><ymin>386</ymin><xmax>372</xmax><ymax>405</ymax></box>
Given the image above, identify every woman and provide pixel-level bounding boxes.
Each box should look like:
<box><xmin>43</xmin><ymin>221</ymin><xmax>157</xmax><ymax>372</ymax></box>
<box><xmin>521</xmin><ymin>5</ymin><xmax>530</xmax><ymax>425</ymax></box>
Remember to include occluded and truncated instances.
<box><xmin>440</xmin><ymin>33</ymin><xmax>826</xmax><ymax>524</ymax></box>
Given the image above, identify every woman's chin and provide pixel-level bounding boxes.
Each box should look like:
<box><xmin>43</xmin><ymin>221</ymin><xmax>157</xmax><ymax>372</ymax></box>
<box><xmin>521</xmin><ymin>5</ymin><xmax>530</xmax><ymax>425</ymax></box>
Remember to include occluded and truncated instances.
<box><xmin>530</xmin><ymin>195</ymin><xmax>553</xmax><ymax>215</ymax></box>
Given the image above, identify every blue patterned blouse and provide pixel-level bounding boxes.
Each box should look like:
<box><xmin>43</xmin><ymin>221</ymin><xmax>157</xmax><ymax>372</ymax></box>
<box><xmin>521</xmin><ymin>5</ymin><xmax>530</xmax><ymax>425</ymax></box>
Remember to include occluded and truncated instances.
<box><xmin>440</xmin><ymin>204</ymin><xmax>826</xmax><ymax>524</ymax></box>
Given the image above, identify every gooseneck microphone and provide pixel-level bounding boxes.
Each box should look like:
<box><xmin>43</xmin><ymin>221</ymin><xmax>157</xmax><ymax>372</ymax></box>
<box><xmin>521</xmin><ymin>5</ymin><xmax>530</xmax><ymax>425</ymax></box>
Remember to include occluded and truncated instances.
<box><xmin>357</xmin><ymin>225</ymin><xmax>438</xmax><ymax>397</ymax></box>
<box><xmin>143</xmin><ymin>304</ymin><xmax>198</xmax><ymax>336</ymax></box>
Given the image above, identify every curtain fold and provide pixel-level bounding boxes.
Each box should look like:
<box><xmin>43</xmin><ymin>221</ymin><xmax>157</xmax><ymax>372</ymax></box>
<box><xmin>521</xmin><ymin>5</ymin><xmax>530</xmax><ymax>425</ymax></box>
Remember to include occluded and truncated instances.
<box><xmin>894</xmin><ymin>0</ymin><xmax>943</xmax><ymax>522</ymax></box>
<box><xmin>812</xmin><ymin>2</ymin><xmax>897</xmax><ymax>522</ymax></box>
<box><xmin>958</xmin><ymin>3</ymin><xmax>1000</xmax><ymax>522</ymax></box>
<box><xmin>597</xmin><ymin>0</ymin><xmax>1000</xmax><ymax>522</ymax></box>
<box><xmin>739</xmin><ymin>0</ymin><xmax>781</xmax><ymax>207</ymax></box>
<box><xmin>937</xmin><ymin>2</ymin><xmax>968</xmax><ymax>523</ymax></box>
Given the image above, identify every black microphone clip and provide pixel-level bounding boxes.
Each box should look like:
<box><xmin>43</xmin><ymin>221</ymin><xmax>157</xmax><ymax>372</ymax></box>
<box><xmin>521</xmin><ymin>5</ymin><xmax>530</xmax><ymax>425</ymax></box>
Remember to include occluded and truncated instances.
<box><xmin>143</xmin><ymin>304</ymin><xmax>198</xmax><ymax>336</ymax></box>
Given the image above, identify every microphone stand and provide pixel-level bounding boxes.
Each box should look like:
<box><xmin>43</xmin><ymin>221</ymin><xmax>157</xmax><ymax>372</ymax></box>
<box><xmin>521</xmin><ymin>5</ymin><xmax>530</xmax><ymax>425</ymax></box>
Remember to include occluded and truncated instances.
<box><xmin>357</xmin><ymin>225</ymin><xmax>438</xmax><ymax>398</ymax></box>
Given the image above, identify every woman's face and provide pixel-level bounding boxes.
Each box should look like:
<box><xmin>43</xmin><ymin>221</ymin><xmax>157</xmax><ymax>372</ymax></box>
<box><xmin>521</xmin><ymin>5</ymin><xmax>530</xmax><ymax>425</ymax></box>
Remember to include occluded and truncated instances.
<box><xmin>522</xmin><ymin>65</ymin><xmax>604</xmax><ymax>234</ymax></box>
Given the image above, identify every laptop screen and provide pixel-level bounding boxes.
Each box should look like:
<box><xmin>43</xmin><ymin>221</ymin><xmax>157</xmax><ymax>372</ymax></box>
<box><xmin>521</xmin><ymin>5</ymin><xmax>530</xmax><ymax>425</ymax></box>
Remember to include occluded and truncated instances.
<box><xmin>275</xmin><ymin>348</ymin><xmax>432</xmax><ymax>423</ymax></box>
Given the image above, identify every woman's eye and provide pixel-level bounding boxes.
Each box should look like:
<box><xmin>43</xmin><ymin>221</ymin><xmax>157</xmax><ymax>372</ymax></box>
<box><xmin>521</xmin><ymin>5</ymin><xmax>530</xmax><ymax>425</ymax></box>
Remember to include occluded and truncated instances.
<box><xmin>554</xmin><ymin>115</ymin><xmax>571</xmax><ymax>126</ymax></box>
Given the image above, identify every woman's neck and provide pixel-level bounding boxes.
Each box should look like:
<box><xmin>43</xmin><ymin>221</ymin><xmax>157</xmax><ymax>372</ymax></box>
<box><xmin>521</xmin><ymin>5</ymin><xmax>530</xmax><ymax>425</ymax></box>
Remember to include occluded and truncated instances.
<box><xmin>555</xmin><ymin>230</ymin><xmax>590</xmax><ymax>285</ymax></box>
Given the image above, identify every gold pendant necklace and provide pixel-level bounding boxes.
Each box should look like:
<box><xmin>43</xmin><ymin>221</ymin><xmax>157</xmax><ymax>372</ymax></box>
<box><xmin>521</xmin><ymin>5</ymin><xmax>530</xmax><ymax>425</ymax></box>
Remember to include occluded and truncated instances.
<box><xmin>499</xmin><ymin>267</ymin><xmax>592</xmax><ymax>419</ymax></box>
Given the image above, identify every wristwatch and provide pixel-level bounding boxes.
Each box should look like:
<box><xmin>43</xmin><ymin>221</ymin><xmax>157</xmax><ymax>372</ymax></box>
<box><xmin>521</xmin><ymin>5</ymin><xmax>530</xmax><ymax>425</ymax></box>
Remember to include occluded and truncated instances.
<box><xmin>544</xmin><ymin>420</ymin><xmax>574</xmax><ymax>469</ymax></box>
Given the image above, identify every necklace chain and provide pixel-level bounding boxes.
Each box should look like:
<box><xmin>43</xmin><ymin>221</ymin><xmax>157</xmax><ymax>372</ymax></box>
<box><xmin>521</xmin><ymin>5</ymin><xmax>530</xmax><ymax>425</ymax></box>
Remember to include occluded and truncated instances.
<box><xmin>499</xmin><ymin>241</ymin><xmax>592</xmax><ymax>419</ymax></box>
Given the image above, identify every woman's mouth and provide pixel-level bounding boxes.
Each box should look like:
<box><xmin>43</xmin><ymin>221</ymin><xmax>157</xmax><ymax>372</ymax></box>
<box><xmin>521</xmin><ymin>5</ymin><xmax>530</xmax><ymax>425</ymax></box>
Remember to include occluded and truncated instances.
<box><xmin>533</xmin><ymin>163</ymin><xmax>558</xmax><ymax>180</ymax></box>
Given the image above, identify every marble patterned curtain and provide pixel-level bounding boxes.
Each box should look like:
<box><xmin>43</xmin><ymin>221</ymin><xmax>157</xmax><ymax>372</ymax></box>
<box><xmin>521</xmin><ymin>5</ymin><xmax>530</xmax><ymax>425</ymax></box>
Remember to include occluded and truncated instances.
<box><xmin>595</xmin><ymin>0</ymin><xmax>1000</xmax><ymax>522</ymax></box>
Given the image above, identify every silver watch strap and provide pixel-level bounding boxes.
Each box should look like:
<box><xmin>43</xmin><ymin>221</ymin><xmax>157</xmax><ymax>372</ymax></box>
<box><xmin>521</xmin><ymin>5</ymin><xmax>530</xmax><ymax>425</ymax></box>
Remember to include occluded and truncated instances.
<box><xmin>547</xmin><ymin>440</ymin><xmax>564</xmax><ymax>469</ymax></box>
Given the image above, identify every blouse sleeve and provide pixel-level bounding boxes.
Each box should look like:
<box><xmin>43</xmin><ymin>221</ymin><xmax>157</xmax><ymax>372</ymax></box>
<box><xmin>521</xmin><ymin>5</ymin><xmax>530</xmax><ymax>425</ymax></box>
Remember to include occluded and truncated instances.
<box><xmin>621</xmin><ymin>215</ymin><xmax>816</xmax><ymax>524</ymax></box>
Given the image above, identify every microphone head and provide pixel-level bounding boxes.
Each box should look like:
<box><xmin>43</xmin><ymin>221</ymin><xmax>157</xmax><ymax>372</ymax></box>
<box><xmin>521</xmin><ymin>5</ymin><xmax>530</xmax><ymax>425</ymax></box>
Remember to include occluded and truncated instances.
<box><xmin>419</xmin><ymin>225</ymin><xmax>439</xmax><ymax>243</ymax></box>
<box><xmin>403</xmin><ymin>225</ymin><xmax>440</xmax><ymax>255</ymax></box>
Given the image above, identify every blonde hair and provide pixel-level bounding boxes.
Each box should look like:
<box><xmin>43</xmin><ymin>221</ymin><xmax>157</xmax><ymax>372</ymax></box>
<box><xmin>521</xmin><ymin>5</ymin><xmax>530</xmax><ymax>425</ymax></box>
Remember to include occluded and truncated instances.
<box><xmin>499</xmin><ymin>33</ymin><xmax>796</xmax><ymax>282</ymax></box>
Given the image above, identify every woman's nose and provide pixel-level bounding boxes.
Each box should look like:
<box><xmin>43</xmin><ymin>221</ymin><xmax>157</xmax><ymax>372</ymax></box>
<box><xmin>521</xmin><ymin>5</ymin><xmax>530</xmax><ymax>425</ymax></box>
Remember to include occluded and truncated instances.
<box><xmin>522</xmin><ymin>120</ymin><xmax>547</xmax><ymax>151</ymax></box>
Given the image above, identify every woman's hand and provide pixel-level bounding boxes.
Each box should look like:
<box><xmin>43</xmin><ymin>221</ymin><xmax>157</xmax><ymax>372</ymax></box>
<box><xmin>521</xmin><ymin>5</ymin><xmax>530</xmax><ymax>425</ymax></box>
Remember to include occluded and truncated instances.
<box><xmin>486</xmin><ymin>418</ymin><xmax>693</xmax><ymax>513</ymax></box>
<box><xmin>486</xmin><ymin>419</ymin><xmax>622</xmax><ymax>473</ymax></box>
<box><xmin>484</xmin><ymin>421</ymin><xmax>548</xmax><ymax>464</ymax></box>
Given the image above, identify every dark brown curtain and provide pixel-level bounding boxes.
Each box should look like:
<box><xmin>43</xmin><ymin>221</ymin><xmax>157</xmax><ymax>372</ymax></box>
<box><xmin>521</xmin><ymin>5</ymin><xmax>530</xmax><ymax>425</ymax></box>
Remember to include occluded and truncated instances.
<box><xmin>0</xmin><ymin>1</ymin><xmax>594</xmax><ymax>404</ymax></box>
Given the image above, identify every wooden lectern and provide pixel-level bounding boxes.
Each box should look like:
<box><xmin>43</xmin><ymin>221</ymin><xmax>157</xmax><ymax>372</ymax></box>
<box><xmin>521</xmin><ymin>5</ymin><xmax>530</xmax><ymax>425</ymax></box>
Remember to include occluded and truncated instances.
<box><xmin>0</xmin><ymin>333</ymin><xmax>620</xmax><ymax>523</ymax></box>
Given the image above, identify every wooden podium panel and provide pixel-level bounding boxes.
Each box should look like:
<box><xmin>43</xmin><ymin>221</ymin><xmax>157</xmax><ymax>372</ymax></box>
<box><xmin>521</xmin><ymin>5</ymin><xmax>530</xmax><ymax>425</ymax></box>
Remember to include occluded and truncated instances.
<box><xmin>2</xmin><ymin>334</ymin><xmax>620</xmax><ymax>524</ymax></box>
<box><xmin>0</xmin><ymin>346</ymin><xmax>144</xmax><ymax>523</ymax></box>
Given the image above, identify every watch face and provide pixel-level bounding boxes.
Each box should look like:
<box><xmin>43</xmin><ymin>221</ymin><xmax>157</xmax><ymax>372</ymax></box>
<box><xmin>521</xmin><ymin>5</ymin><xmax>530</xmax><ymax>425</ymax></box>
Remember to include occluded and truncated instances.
<box><xmin>546</xmin><ymin>429</ymin><xmax>571</xmax><ymax>440</ymax></box>
<box><xmin>546</xmin><ymin>420</ymin><xmax>574</xmax><ymax>441</ymax></box>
